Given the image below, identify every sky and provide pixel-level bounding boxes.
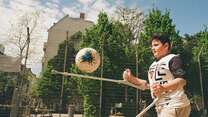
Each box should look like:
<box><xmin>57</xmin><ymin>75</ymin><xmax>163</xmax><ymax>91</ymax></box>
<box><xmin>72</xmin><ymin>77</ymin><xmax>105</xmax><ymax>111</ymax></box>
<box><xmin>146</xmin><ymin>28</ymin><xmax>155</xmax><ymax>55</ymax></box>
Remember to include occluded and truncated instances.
<box><xmin>0</xmin><ymin>0</ymin><xmax>207</xmax><ymax>75</ymax></box>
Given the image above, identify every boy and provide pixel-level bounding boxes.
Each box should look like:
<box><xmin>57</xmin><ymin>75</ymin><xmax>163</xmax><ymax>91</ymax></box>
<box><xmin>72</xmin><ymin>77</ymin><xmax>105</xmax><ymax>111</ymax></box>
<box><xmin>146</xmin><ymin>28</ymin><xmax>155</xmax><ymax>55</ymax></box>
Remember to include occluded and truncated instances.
<box><xmin>123</xmin><ymin>34</ymin><xmax>191</xmax><ymax>117</ymax></box>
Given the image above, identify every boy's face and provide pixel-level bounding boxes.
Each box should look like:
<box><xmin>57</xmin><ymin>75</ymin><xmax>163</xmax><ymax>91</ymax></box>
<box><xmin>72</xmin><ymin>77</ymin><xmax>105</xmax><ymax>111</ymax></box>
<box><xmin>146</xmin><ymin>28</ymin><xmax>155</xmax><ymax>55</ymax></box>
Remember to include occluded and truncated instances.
<box><xmin>151</xmin><ymin>39</ymin><xmax>169</xmax><ymax>60</ymax></box>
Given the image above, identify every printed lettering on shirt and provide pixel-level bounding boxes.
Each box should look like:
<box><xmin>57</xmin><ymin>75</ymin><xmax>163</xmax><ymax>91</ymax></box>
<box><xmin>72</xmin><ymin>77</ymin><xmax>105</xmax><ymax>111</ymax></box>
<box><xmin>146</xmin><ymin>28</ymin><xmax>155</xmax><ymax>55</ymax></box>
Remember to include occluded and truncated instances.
<box><xmin>149</xmin><ymin>63</ymin><xmax>168</xmax><ymax>84</ymax></box>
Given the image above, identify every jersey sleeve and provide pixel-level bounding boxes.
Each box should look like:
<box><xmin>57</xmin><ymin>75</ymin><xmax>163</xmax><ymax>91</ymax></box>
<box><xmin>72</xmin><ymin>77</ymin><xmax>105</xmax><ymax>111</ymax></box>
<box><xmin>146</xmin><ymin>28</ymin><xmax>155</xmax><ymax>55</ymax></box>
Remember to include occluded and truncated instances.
<box><xmin>169</xmin><ymin>56</ymin><xmax>186</xmax><ymax>78</ymax></box>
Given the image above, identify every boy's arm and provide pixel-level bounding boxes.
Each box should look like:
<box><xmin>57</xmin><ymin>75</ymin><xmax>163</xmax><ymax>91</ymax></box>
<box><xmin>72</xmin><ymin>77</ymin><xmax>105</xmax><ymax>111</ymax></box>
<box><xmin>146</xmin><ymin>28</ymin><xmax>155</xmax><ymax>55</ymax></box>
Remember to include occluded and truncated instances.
<box><xmin>123</xmin><ymin>69</ymin><xmax>150</xmax><ymax>90</ymax></box>
<box><xmin>152</xmin><ymin>78</ymin><xmax>186</xmax><ymax>97</ymax></box>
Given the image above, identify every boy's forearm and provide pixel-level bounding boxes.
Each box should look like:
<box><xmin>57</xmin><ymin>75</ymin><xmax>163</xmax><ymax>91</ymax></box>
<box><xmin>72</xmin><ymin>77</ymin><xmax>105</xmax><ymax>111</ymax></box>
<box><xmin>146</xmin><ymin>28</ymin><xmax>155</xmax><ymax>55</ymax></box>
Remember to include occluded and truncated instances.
<box><xmin>130</xmin><ymin>76</ymin><xmax>150</xmax><ymax>89</ymax></box>
<box><xmin>163</xmin><ymin>78</ymin><xmax>186</xmax><ymax>92</ymax></box>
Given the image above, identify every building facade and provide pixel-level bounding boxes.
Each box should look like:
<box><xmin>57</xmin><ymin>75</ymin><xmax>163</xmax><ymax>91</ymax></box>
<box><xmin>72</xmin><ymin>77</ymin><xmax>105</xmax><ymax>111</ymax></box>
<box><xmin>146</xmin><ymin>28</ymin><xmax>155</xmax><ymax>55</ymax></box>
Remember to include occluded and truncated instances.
<box><xmin>42</xmin><ymin>13</ymin><xmax>93</xmax><ymax>70</ymax></box>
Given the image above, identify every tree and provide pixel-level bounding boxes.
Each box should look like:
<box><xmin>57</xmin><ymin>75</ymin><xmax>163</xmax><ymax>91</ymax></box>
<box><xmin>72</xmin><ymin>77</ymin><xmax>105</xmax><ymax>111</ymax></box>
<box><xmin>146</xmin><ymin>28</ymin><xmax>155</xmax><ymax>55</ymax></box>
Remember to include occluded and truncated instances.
<box><xmin>0</xmin><ymin>72</ymin><xmax>17</xmax><ymax>104</ymax></box>
<box><xmin>115</xmin><ymin>7</ymin><xmax>145</xmax><ymax>43</ymax></box>
<box><xmin>71</xmin><ymin>11</ymin><xmax>138</xmax><ymax>117</ymax></box>
<box><xmin>192</xmin><ymin>27</ymin><xmax>208</xmax><ymax>111</ymax></box>
<box><xmin>139</xmin><ymin>8</ymin><xmax>181</xmax><ymax>78</ymax></box>
<box><xmin>73</xmin><ymin>12</ymin><xmax>111</xmax><ymax>117</ymax></box>
<box><xmin>114</xmin><ymin>7</ymin><xmax>146</xmax><ymax>112</ymax></box>
<box><xmin>37</xmin><ymin>32</ymin><xmax>80</xmax><ymax>111</ymax></box>
<box><xmin>7</xmin><ymin>10</ymin><xmax>41</xmax><ymax>62</ymax></box>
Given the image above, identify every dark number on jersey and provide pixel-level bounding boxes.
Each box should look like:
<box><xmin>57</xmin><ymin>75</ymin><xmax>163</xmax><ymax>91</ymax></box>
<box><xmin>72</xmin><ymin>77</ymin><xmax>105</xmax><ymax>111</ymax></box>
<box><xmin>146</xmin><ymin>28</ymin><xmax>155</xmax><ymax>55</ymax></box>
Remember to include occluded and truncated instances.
<box><xmin>155</xmin><ymin>70</ymin><xmax>168</xmax><ymax>84</ymax></box>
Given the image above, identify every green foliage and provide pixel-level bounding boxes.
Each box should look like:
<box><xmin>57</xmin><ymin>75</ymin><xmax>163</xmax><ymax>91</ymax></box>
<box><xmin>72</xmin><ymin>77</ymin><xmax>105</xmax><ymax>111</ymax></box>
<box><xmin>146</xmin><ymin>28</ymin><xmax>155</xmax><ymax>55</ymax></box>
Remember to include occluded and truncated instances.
<box><xmin>138</xmin><ymin>8</ymin><xmax>180</xmax><ymax>78</ymax></box>
<box><xmin>184</xmin><ymin>27</ymin><xmax>208</xmax><ymax>111</ymax></box>
<box><xmin>190</xmin><ymin>27</ymin><xmax>208</xmax><ymax>95</ymax></box>
<box><xmin>193</xmin><ymin>27</ymin><xmax>208</xmax><ymax>60</ymax></box>
<box><xmin>71</xmin><ymin>11</ymin><xmax>137</xmax><ymax>116</ymax></box>
<box><xmin>37</xmin><ymin>32</ymin><xmax>81</xmax><ymax>110</ymax></box>
<box><xmin>176</xmin><ymin>27</ymin><xmax>208</xmax><ymax>112</ymax></box>
<box><xmin>0</xmin><ymin>72</ymin><xmax>17</xmax><ymax>104</ymax></box>
<box><xmin>37</xmin><ymin>66</ymin><xmax>59</xmax><ymax>101</ymax></box>
<box><xmin>143</xmin><ymin>9</ymin><xmax>176</xmax><ymax>36</ymax></box>
<box><xmin>83</xmin><ymin>95</ymin><xmax>97</xmax><ymax>117</ymax></box>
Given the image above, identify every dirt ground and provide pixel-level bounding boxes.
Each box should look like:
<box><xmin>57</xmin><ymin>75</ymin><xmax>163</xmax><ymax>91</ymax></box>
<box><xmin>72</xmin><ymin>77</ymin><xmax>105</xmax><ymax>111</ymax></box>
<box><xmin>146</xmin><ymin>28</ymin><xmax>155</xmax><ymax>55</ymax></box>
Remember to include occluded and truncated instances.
<box><xmin>30</xmin><ymin>113</ymin><xmax>83</xmax><ymax>117</ymax></box>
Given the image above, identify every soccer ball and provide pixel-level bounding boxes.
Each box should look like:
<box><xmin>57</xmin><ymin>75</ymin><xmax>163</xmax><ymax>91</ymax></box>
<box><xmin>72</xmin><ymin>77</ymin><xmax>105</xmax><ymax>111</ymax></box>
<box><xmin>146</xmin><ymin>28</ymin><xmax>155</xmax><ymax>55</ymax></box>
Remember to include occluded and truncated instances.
<box><xmin>75</xmin><ymin>48</ymin><xmax>101</xmax><ymax>73</ymax></box>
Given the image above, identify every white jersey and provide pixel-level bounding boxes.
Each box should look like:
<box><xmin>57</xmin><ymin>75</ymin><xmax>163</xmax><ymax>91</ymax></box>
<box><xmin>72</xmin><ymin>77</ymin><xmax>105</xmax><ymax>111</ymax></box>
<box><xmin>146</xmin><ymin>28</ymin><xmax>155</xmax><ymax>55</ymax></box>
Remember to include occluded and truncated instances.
<box><xmin>148</xmin><ymin>54</ymin><xmax>190</xmax><ymax>108</ymax></box>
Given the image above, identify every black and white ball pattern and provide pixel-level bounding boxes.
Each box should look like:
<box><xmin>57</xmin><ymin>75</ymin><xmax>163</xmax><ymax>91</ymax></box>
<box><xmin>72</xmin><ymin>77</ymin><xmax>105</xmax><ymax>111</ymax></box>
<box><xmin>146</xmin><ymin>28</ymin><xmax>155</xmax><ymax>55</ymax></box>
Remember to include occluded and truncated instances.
<box><xmin>75</xmin><ymin>48</ymin><xmax>100</xmax><ymax>73</ymax></box>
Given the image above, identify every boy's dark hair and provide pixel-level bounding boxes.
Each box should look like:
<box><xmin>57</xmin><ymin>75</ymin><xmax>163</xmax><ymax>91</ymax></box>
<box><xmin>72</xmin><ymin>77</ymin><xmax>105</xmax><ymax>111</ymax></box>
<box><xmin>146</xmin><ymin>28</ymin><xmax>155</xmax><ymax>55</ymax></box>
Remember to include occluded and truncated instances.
<box><xmin>151</xmin><ymin>33</ymin><xmax>171</xmax><ymax>49</ymax></box>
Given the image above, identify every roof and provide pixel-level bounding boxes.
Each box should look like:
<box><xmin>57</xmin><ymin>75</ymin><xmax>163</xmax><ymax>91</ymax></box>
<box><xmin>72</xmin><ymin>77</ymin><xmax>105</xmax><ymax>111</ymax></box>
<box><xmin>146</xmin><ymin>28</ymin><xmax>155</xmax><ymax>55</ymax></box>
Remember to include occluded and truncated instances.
<box><xmin>48</xmin><ymin>15</ymin><xmax>94</xmax><ymax>31</ymax></box>
<box><xmin>0</xmin><ymin>55</ymin><xmax>22</xmax><ymax>72</ymax></box>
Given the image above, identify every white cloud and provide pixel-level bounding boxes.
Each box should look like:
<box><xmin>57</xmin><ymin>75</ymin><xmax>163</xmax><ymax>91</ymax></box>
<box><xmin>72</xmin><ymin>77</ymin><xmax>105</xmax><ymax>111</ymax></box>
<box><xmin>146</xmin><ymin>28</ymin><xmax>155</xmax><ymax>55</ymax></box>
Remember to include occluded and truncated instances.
<box><xmin>0</xmin><ymin>0</ymin><xmax>44</xmax><ymax>40</ymax></box>
<box><xmin>115</xmin><ymin>0</ymin><xmax>125</xmax><ymax>6</ymax></box>
<box><xmin>62</xmin><ymin>8</ymin><xmax>78</xmax><ymax>18</ymax></box>
<box><xmin>0</xmin><ymin>6</ymin><xmax>13</xmax><ymax>43</ymax></box>
<box><xmin>62</xmin><ymin>4</ymin><xmax>81</xmax><ymax>18</ymax></box>
<box><xmin>51</xmin><ymin>0</ymin><xmax>61</xmax><ymax>4</ymax></box>
<box><xmin>0</xmin><ymin>0</ymin><xmax>64</xmax><ymax>75</ymax></box>
<box><xmin>45</xmin><ymin>1</ymin><xmax>60</xmax><ymax>10</ymax></box>
<box><xmin>8</xmin><ymin>0</ymin><xmax>41</xmax><ymax>13</ymax></box>
<box><xmin>86</xmin><ymin>0</ymin><xmax>120</xmax><ymax>22</ymax></box>
<box><xmin>77</xmin><ymin>0</ymin><xmax>94</xmax><ymax>5</ymax></box>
